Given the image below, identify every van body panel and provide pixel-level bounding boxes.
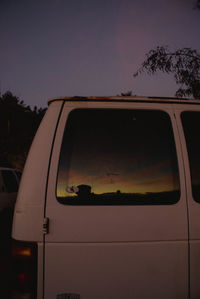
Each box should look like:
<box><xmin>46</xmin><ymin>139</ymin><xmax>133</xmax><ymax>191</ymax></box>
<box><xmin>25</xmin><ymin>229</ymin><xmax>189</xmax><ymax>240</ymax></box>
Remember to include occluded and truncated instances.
<box><xmin>12</xmin><ymin>101</ymin><xmax>63</xmax><ymax>241</ymax></box>
<box><xmin>45</xmin><ymin>204</ymin><xmax>187</xmax><ymax>243</ymax></box>
<box><xmin>12</xmin><ymin>206</ymin><xmax>44</xmax><ymax>241</ymax></box>
<box><xmin>45</xmin><ymin>242</ymin><xmax>188</xmax><ymax>299</ymax></box>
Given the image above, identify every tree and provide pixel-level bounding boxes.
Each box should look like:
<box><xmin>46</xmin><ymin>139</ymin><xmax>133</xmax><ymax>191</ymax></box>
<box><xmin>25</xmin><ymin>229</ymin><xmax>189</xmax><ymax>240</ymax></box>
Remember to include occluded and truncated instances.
<box><xmin>0</xmin><ymin>91</ymin><xmax>46</xmax><ymax>169</ymax></box>
<box><xmin>195</xmin><ymin>0</ymin><xmax>200</xmax><ymax>9</ymax></box>
<box><xmin>134</xmin><ymin>46</ymin><xmax>200</xmax><ymax>99</ymax></box>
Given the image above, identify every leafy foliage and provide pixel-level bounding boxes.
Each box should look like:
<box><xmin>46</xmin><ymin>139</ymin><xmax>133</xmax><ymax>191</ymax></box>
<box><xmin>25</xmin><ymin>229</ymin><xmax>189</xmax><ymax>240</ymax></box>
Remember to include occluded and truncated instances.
<box><xmin>134</xmin><ymin>46</ymin><xmax>200</xmax><ymax>99</ymax></box>
<box><xmin>0</xmin><ymin>91</ymin><xmax>46</xmax><ymax>169</ymax></box>
<box><xmin>195</xmin><ymin>0</ymin><xmax>200</xmax><ymax>9</ymax></box>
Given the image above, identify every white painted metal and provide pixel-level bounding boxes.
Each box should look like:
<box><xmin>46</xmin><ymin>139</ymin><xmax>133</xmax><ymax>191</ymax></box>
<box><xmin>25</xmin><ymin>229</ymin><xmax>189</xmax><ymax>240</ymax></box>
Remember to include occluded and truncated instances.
<box><xmin>45</xmin><ymin>242</ymin><xmax>188</xmax><ymax>299</ymax></box>
<box><xmin>12</xmin><ymin>101</ymin><xmax>63</xmax><ymax>242</ymax></box>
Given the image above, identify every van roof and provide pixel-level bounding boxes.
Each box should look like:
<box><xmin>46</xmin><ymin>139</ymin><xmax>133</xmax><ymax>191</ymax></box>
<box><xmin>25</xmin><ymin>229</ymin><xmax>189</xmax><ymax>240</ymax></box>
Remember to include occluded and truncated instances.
<box><xmin>48</xmin><ymin>96</ymin><xmax>200</xmax><ymax>105</ymax></box>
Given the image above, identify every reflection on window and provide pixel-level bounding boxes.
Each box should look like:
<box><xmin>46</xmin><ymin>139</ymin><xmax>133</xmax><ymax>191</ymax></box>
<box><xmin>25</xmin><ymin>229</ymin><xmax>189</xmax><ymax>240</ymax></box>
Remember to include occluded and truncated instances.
<box><xmin>57</xmin><ymin>109</ymin><xmax>180</xmax><ymax>205</ymax></box>
<box><xmin>181</xmin><ymin>111</ymin><xmax>200</xmax><ymax>202</ymax></box>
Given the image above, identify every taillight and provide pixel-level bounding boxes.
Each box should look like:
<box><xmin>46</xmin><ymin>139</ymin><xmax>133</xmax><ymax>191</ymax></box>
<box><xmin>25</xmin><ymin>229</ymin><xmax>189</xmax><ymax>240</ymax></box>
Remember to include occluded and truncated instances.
<box><xmin>11</xmin><ymin>239</ymin><xmax>37</xmax><ymax>299</ymax></box>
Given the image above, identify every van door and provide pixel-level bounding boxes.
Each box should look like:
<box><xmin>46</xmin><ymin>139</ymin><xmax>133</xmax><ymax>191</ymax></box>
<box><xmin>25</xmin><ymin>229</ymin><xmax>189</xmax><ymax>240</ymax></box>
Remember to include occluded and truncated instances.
<box><xmin>44</xmin><ymin>102</ymin><xmax>189</xmax><ymax>299</ymax></box>
<box><xmin>178</xmin><ymin>107</ymin><xmax>200</xmax><ymax>299</ymax></box>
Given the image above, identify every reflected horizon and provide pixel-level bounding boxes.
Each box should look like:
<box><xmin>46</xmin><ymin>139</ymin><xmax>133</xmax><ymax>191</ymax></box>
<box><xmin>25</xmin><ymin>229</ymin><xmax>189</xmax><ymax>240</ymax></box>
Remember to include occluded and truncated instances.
<box><xmin>57</xmin><ymin>109</ymin><xmax>180</xmax><ymax>204</ymax></box>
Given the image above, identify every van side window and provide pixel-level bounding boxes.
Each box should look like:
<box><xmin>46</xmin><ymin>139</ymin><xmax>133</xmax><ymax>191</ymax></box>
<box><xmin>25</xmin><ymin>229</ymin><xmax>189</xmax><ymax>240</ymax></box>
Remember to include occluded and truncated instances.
<box><xmin>181</xmin><ymin>111</ymin><xmax>200</xmax><ymax>203</ymax></box>
<box><xmin>56</xmin><ymin>109</ymin><xmax>180</xmax><ymax>205</ymax></box>
<box><xmin>2</xmin><ymin>170</ymin><xmax>18</xmax><ymax>193</ymax></box>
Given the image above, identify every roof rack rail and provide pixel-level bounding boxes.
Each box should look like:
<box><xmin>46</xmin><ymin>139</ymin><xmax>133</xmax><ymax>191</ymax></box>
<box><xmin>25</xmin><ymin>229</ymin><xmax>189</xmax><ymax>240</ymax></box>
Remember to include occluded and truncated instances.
<box><xmin>48</xmin><ymin>96</ymin><xmax>200</xmax><ymax>105</ymax></box>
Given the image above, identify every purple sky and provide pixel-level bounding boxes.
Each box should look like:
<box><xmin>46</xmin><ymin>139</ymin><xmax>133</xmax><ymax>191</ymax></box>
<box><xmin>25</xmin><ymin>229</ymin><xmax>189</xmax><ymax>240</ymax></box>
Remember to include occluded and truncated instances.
<box><xmin>0</xmin><ymin>0</ymin><xmax>200</xmax><ymax>108</ymax></box>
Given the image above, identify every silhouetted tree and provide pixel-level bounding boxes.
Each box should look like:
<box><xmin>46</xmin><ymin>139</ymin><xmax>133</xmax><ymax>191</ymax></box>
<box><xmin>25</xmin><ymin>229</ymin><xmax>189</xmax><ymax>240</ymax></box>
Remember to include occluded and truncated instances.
<box><xmin>134</xmin><ymin>46</ymin><xmax>200</xmax><ymax>98</ymax></box>
<box><xmin>0</xmin><ymin>91</ymin><xmax>46</xmax><ymax>169</ymax></box>
<box><xmin>195</xmin><ymin>0</ymin><xmax>200</xmax><ymax>9</ymax></box>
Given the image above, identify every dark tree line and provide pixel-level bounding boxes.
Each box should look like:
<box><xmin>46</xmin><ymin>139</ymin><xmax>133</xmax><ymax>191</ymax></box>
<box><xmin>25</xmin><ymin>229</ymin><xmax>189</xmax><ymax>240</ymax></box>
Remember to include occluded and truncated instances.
<box><xmin>0</xmin><ymin>91</ymin><xmax>46</xmax><ymax>170</ymax></box>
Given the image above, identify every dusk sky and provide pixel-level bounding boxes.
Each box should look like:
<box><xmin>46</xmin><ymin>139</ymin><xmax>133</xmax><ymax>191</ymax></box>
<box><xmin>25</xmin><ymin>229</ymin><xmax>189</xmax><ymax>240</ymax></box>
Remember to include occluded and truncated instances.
<box><xmin>0</xmin><ymin>0</ymin><xmax>200</xmax><ymax>108</ymax></box>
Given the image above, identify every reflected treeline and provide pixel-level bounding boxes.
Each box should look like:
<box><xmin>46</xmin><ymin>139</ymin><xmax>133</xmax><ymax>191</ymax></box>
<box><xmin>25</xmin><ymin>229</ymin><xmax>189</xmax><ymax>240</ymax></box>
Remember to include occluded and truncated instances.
<box><xmin>58</xmin><ymin>184</ymin><xmax>180</xmax><ymax>205</ymax></box>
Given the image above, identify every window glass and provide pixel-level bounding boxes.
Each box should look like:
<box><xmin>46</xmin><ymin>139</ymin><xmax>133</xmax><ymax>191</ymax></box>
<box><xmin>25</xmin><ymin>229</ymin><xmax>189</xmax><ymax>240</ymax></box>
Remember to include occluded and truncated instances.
<box><xmin>57</xmin><ymin>109</ymin><xmax>180</xmax><ymax>205</ymax></box>
<box><xmin>2</xmin><ymin>170</ymin><xmax>18</xmax><ymax>193</ymax></box>
<box><xmin>181</xmin><ymin>111</ymin><xmax>200</xmax><ymax>202</ymax></box>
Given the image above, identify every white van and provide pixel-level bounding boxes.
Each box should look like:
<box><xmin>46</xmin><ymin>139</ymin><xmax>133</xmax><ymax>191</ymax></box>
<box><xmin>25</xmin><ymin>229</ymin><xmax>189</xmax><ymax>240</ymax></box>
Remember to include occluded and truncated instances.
<box><xmin>11</xmin><ymin>96</ymin><xmax>200</xmax><ymax>299</ymax></box>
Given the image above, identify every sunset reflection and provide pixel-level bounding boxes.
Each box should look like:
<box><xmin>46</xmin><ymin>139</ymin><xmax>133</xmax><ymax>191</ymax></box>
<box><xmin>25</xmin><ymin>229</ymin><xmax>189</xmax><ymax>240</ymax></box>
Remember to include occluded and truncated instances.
<box><xmin>57</xmin><ymin>109</ymin><xmax>179</xmax><ymax>204</ymax></box>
